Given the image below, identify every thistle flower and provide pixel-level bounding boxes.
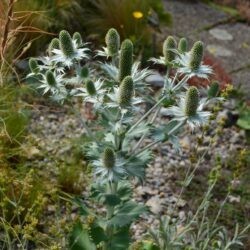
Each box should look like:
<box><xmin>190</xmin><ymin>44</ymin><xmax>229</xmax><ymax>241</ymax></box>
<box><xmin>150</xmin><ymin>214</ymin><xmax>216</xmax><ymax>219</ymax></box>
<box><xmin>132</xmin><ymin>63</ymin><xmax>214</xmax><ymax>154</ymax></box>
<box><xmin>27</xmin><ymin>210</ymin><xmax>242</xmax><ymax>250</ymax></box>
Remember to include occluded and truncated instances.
<box><xmin>102</xmin><ymin>147</ymin><xmax>116</xmax><ymax>169</ymax></box>
<box><xmin>105</xmin><ymin>28</ymin><xmax>120</xmax><ymax>57</ymax></box>
<box><xmin>29</xmin><ymin>58</ymin><xmax>39</xmax><ymax>74</ymax></box>
<box><xmin>175</xmin><ymin>41</ymin><xmax>212</xmax><ymax>79</ymax></box>
<box><xmin>119</xmin><ymin>39</ymin><xmax>133</xmax><ymax>82</ymax></box>
<box><xmin>75</xmin><ymin>79</ymin><xmax>105</xmax><ymax>105</ymax></box>
<box><xmin>208</xmin><ymin>81</ymin><xmax>220</xmax><ymax>98</ymax></box>
<box><xmin>51</xmin><ymin>30</ymin><xmax>89</xmax><ymax>67</ymax></box>
<box><xmin>73</xmin><ymin>32</ymin><xmax>82</xmax><ymax>47</ymax></box>
<box><xmin>118</xmin><ymin>76</ymin><xmax>134</xmax><ymax>108</ymax></box>
<box><xmin>163</xmin><ymin>36</ymin><xmax>176</xmax><ymax>64</ymax></box>
<box><xmin>185</xmin><ymin>86</ymin><xmax>199</xmax><ymax>117</ymax></box>
<box><xmin>91</xmin><ymin>147</ymin><xmax>125</xmax><ymax>182</ymax></box>
<box><xmin>178</xmin><ymin>38</ymin><xmax>188</xmax><ymax>53</ymax></box>
<box><xmin>189</xmin><ymin>41</ymin><xmax>204</xmax><ymax>71</ymax></box>
<box><xmin>38</xmin><ymin>70</ymin><xmax>65</xmax><ymax>95</ymax></box>
<box><xmin>48</xmin><ymin>38</ymin><xmax>60</xmax><ymax>56</ymax></box>
<box><xmin>164</xmin><ymin>87</ymin><xmax>211</xmax><ymax>130</ymax></box>
<box><xmin>86</xmin><ymin>80</ymin><xmax>96</xmax><ymax>96</ymax></box>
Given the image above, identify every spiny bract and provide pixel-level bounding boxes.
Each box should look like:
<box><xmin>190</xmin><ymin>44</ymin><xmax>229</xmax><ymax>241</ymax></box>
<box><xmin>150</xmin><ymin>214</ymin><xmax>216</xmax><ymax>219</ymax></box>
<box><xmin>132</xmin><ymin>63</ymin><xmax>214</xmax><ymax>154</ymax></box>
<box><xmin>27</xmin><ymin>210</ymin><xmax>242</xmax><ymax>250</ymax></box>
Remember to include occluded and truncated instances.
<box><xmin>185</xmin><ymin>86</ymin><xmax>199</xmax><ymax>117</ymax></box>
<box><xmin>102</xmin><ymin>147</ymin><xmax>116</xmax><ymax>169</ymax></box>
<box><xmin>118</xmin><ymin>39</ymin><xmax>133</xmax><ymax>83</ymax></box>
<box><xmin>105</xmin><ymin>28</ymin><xmax>120</xmax><ymax>57</ymax></box>
<box><xmin>189</xmin><ymin>41</ymin><xmax>204</xmax><ymax>71</ymax></box>
<box><xmin>118</xmin><ymin>76</ymin><xmax>134</xmax><ymax>108</ymax></box>
<box><xmin>59</xmin><ymin>30</ymin><xmax>75</xmax><ymax>58</ymax></box>
<box><xmin>163</xmin><ymin>36</ymin><xmax>176</xmax><ymax>64</ymax></box>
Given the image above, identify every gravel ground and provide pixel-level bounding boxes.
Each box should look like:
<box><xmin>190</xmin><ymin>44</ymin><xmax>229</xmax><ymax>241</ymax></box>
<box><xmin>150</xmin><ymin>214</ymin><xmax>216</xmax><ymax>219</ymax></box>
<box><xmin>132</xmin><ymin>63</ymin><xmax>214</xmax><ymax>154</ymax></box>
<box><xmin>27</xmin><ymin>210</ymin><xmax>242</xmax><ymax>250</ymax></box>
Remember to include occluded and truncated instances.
<box><xmin>27</xmin><ymin>98</ymin><xmax>248</xmax><ymax>239</ymax></box>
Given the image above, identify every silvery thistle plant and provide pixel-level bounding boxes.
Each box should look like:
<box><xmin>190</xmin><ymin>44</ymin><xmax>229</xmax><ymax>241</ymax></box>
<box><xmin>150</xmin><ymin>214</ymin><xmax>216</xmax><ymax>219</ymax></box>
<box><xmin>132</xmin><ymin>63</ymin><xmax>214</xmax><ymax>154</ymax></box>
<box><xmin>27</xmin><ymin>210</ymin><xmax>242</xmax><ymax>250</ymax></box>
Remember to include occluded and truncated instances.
<box><xmin>28</xmin><ymin>29</ymin><xmax>221</xmax><ymax>249</ymax></box>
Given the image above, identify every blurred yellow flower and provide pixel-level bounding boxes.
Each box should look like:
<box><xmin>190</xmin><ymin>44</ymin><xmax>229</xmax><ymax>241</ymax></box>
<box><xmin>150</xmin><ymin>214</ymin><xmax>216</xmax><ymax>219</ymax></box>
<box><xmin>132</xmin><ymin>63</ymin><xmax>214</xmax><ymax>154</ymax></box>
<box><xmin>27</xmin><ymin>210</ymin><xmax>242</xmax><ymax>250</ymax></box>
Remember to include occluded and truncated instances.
<box><xmin>133</xmin><ymin>11</ymin><xmax>143</xmax><ymax>19</ymax></box>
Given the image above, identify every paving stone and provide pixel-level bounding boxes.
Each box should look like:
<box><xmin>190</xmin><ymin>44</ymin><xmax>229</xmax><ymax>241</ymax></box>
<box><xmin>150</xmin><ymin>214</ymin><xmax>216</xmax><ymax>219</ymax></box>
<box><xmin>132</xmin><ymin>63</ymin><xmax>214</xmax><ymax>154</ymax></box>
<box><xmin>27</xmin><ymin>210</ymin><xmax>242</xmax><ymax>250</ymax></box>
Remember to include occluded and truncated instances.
<box><xmin>163</xmin><ymin>0</ymin><xmax>229</xmax><ymax>36</ymax></box>
<box><xmin>231</xmin><ymin>68</ymin><xmax>250</xmax><ymax>98</ymax></box>
<box><xmin>193</xmin><ymin>23</ymin><xmax>250</xmax><ymax>72</ymax></box>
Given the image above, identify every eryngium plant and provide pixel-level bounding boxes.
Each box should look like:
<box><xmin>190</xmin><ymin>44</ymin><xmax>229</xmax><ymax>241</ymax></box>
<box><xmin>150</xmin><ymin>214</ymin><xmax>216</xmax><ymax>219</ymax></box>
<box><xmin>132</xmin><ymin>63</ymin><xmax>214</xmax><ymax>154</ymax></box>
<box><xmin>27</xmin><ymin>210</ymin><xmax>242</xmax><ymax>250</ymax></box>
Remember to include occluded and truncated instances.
<box><xmin>28</xmin><ymin>29</ymin><xmax>223</xmax><ymax>249</ymax></box>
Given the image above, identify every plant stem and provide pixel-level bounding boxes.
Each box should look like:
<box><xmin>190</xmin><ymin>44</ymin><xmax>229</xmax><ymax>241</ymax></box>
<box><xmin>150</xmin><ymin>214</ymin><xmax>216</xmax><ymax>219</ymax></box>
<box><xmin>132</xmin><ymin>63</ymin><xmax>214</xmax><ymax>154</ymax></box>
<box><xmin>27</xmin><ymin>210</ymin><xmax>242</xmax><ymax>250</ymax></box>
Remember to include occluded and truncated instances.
<box><xmin>128</xmin><ymin>95</ymin><xmax>166</xmax><ymax>134</ymax></box>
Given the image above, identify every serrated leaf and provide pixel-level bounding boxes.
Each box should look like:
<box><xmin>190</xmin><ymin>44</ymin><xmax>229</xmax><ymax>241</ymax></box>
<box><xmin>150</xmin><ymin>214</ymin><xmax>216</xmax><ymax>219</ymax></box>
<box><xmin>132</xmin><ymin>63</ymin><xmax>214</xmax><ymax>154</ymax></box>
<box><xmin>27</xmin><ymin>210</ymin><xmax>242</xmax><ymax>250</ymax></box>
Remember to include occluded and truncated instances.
<box><xmin>116</xmin><ymin>181</ymin><xmax>132</xmax><ymax>201</ymax></box>
<box><xmin>109</xmin><ymin>226</ymin><xmax>131</xmax><ymax>250</ymax></box>
<box><xmin>69</xmin><ymin>222</ymin><xmax>96</xmax><ymax>250</ymax></box>
<box><xmin>104</xmin><ymin>194</ymin><xmax>121</xmax><ymax>206</ymax></box>
<box><xmin>108</xmin><ymin>201</ymin><xmax>148</xmax><ymax>227</ymax></box>
<box><xmin>89</xmin><ymin>221</ymin><xmax>107</xmax><ymax>245</ymax></box>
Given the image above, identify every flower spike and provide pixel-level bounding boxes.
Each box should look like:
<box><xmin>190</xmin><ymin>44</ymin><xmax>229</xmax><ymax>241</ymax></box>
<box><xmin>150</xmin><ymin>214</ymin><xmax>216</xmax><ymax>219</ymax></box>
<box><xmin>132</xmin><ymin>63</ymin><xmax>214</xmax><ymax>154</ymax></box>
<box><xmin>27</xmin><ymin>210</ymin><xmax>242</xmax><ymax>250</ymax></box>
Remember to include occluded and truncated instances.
<box><xmin>118</xmin><ymin>76</ymin><xmax>134</xmax><ymax>108</ymax></box>
<box><xmin>45</xmin><ymin>70</ymin><xmax>57</xmax><ymax>86</ymax></box>
<box><xmin>189</xmin><ymin>41</ymin><xmax>204</xmax><ymax>71</ymax></box>
<box><xmin>163</xmin><ymin>36</ymin><xmax>176</xmax><ymax>64</ymax></box>
<box><xmin>102</xmin><ymin>147</ymin><xmax>116</xmax><ymax>169</ymax></box>
<box><xmin>59</xmin><ymin>30</ymin><xmax>75</xmax><ymax>58</ymax></box>
<box><xmin>105</xmin><ymin>28</ymin><xmax>120</xmax><ymax>57</ymax></box>
<box><xmin>178</xmin><ymin>38</ymin><xmax>188</xmax><ymax>53</ymax></box>
<box><xmin>119</xmin><ymin>39</ymin><xmax>133</xmax><ymax>82</ymax></box>
<box><xmin>185</xmin><ymin>86</ymin><xmax>199</xmax><ymax>117</ymax></box>
<box><xmin>86</xmin><ymin>80</ymin><xmax>96</xmax><ymax>96</ymax></box>
<box><xmin>29</xmin><ymin>58</ymin><xmax>39</xmax><ymax>74</ymax></box>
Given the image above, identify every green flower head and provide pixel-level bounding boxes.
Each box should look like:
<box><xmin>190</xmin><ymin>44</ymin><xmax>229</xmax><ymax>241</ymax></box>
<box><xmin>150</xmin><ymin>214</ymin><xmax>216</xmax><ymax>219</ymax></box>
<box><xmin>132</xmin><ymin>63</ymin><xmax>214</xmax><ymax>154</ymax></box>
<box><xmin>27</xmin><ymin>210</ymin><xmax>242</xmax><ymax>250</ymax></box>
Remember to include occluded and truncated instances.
<box><xmin>118</xmin><ymin>76</ymin><xmax>134</xmax><ymax>108</ymax></box>
<box><xmin>80</xmin><ymin>66</ymin><xmax>89</xmax><ymax>79</ymax></box>
<box><xmin>163</xmin><ymin>36</ymin><xmax>176</xmax><ymax>64</ymax></box>
<box><xmin>105</xmin><ymin>28</ymin><xmax>120</xmax><ymax>57</ymax></box>
<box><xmin>73</xmin><ymin>32</ymin><xmax>82</xmax><ymax>46</ymax></box>
<box><xmin>118</xmin><ymin>39</ymin><xmax>133</xmax><ymax>83</ymax></box>
<box><xmin>45</xmin><ymin>70</ymin><xmax>57</xmax><ymax>86</ymax></box>
<box><xmin>48</xmin><ymin>38</ymin><xmax>60</xmax><ymax>55</ymax></box>
<box><xmin>189</xmin><ymin>41</ymin><xmax>204</xmax><ymax>71</ymax></box>
<box><xmin>185</xmin><ymin>86</ymin><xmax>199</xmax><ymax>117</ymax></box>
<box><xmin>86</xmin><ymin>80</ymin><xmax>96</xmax><ymax>96</ymax></box>
<box><xmin>59</xmin><ymin>30</ymin><xmax>75</xmax><ymax>58</ymax></box>
<box><xmin>178</xmin><ymin>38</ymin><xmax>188</xmax><ymax>53</ymax></box>
<box><xmin>102</xmin><ymin>147</ymin><xmax>116</xmax><ymax>169</ymax></box>
<box><xmin>208</xmin><ymin>81</ymin><xmax>220</xmax><ymax>98</ymax></box>
<box><xmin>29</xmin><ymin>58</ymin><xmax>39</xmax><ymax>74</ymax></box>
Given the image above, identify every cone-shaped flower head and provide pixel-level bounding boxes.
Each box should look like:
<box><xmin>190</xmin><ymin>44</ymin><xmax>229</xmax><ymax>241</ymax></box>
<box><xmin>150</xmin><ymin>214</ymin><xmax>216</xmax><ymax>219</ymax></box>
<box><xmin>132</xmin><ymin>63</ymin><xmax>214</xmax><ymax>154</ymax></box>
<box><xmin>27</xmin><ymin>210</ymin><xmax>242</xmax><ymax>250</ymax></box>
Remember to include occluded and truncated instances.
<box><xmin>163</xmin><ymin>36</ymin><xmax>176</xmax><ymax>64</ymax></box>
<box><xmin>102</xmin><ymin>147</ymin><xmax>116</xmax><ymax>169</ymax></box>
<box><xmin>29</xmin><ymin>58</ymin><xmax>39</xmax><ymax>74</ymax></box>
<box><xmin>178</xmin><ymin>38</ymin><xmax>188</xmax><ymax>53</ymax></box>
<box><xmin>80</xmin><ymin>66</ymin><xmax>89</xmax><ymax>79</ymax></box>
<box><xmin>208</xmin><ymin>81</ymin><xmax>220</xmax><ymax>98</ymax></box>
<box><xmin>105</xmin><ymin>28</ymin><xmax>120</xmax><ymax>57</ymax></box>
<box><xmin>59</xmin><ymin>30</ymin><xmax>75</xmax><ymax>58</ymax></box>
<box><xmin>118</xmin><ymin>39</ymin><xmax>133</xmax><ymax>82</ymax></box>
<box><xmin>189</xmin><ymin>41</ymin><xmax>204</xmax><ymax>71</ymax></box>
<box><xmin>45</xmin><ymin>70</ymin><xmax>57</xmax><ymax>86</ymax></box>
<box><xmin>73</xmin><ymin>32</ymin><xmax>82</xmax><ymax>46</ymax></box>
<box><xmin>118</xmin><ymin>76</ymin><xmax>134</xmax><ymax>108</ymax></box>
<box><xmin>86</xmin><ymin>80</ymin><xmax>96</xmax><ymax>96</ymax></box>
<box><xmin>48</xmin><ymin>38</ymin><xmax>60</xmax><ymax>55</ymax></box>
<box><xmin>185</xmin><ymin>86</ymin><xmax>199</xmax><ymax>117</ymax></box>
